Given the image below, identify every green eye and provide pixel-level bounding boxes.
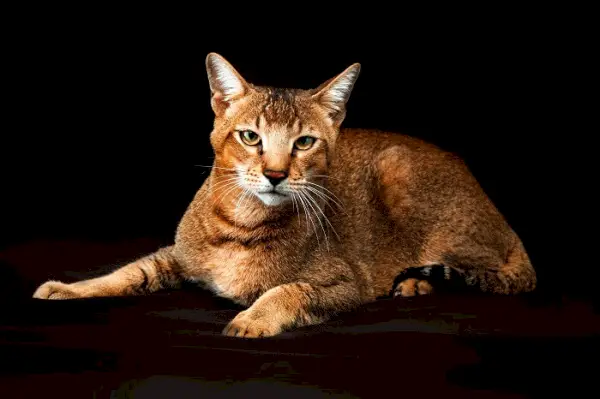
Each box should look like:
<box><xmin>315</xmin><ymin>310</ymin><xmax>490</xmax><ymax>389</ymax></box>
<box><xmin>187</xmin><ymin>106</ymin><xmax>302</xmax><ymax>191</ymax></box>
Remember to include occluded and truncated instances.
<box><xmin>239</xmin><ymin>130</ymin><xmax>261</xmax><ymax>146</ymax></box>
<box><xmin>294</xmin><ymin>136</ymin><xmax>316</xmax><ymax>150</ymax></box>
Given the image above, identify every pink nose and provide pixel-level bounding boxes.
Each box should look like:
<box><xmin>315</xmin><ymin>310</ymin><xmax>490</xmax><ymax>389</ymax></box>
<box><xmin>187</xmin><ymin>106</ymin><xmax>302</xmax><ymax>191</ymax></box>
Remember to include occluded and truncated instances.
<box><xmin>263</xmin><ymin>169</ymin><xmax>288</xmax><ymax>186</ymax></box>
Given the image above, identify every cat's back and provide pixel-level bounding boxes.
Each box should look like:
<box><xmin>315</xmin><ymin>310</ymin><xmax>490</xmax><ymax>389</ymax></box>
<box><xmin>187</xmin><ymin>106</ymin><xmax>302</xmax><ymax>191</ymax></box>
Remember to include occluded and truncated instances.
<box><xmin>331</xmin><ymin>128</ymin><xmax>470</xmax><ymax>183</ymax></box>
<box><xmin>337</xmin><ymin>127</ymin><xmax>439</xmax><ymax>150</ymax></box>
<box><xmin>334</xmin><ymin>128</ymin><xmax>455</xmax><ymax>164</ymax></box>
<box><xmin>329</xmin><ymin>128</ymin><xmax>488</xmax><ymax>219</ymax></box>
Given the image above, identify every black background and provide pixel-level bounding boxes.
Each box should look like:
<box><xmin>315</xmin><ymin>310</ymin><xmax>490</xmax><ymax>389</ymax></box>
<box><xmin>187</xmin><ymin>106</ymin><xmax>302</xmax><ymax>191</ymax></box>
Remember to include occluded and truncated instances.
<box><xmin>1</xmin><ymin>8</ymin><xmax>597</xmax><ymax>398</ymax></box>
<box><xmin>1</xmin><ymin>11</ymin><xmax>592</xmax><ymax>297</ymax></box>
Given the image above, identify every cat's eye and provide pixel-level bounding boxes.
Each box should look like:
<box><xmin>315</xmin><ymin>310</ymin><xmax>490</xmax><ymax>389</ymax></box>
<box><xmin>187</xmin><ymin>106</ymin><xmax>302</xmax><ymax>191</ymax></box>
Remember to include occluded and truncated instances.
<box><xmin>294</xmin><ymin>136</ymin><xmax>316</xmax><ymax>151</ymax></box>
<box><xmin>239</xmin><ymin>130</ymin><xmax>261</xmax><ymax>146</ymax></box>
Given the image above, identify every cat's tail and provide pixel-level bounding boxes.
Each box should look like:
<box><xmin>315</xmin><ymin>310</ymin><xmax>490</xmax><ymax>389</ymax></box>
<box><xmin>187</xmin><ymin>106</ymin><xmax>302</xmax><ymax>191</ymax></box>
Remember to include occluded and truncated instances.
<box><xmin>33</xmin><ymin>245</ymin><xmax>183</xmax><ymax>299</ymax></box>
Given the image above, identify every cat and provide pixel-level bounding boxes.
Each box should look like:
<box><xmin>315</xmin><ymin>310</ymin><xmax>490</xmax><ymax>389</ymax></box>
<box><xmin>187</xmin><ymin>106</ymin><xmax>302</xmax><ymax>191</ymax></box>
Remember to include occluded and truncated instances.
<box><xmin>33</xmin><ymin>53</ymin><xmax>537</xmax><ymax>338</ymax></box>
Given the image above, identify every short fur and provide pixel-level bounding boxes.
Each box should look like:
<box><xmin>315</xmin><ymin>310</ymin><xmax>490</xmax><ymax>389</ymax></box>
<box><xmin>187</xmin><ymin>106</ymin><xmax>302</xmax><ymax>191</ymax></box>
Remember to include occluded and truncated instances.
<box><xmin>33</xmin><ymin>53</ymin><xmax>537</xmax><ymax>338</ymax></box>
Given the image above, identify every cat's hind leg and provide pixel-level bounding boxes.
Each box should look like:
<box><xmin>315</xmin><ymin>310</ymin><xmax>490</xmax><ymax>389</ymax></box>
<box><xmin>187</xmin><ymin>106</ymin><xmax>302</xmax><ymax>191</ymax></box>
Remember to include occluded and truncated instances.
<box><xmin>391</xmin><ymin>237</ymin><xmax>537</xmax><ymax>298</ymax></box>
<box><xmin>33</xmin><ymin>246</ymin><xmax>182</xmax><ymax>299</ymax></box>
<box><xmin>391</xmin><ymin>264</ymin><xmax>466</xmax><ymax>297</ymax></box>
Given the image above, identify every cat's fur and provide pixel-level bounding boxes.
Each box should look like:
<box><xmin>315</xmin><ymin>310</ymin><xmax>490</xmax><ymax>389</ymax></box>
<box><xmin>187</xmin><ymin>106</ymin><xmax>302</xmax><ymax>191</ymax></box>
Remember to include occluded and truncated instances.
<box><xmin>33</xmin><ymin>53</ymin><xmax>537</xmax><ymax>338</ymax></box>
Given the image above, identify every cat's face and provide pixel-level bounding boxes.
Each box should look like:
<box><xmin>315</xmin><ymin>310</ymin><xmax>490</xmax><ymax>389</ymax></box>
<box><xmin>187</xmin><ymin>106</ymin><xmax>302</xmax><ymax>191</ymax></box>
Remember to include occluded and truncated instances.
<box><xmin>205</xmin><ymin>53</ymin><xmax>360</xmax><ymax>208</ymax></box>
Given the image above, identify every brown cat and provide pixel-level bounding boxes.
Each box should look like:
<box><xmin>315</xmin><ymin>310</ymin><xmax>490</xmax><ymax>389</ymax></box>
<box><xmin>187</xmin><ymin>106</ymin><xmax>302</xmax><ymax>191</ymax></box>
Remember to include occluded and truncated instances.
<box><xmin>33</xmin><ymin>53</ymin><xmax>537</xmax><ymax>338</ymax></box>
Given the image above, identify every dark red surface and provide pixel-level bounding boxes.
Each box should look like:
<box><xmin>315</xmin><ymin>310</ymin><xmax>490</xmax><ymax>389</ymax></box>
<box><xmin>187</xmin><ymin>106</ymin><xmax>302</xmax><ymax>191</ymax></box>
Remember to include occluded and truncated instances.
<box><xmin>1</xmin><ymin>238</ymin><xmax>598</xmax><ymax>398</ymax></box>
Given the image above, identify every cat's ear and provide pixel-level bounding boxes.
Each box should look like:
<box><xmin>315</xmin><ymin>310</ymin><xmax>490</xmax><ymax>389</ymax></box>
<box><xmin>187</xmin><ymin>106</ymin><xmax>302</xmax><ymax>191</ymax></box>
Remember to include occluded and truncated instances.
<box><xmin>205</xmin><ymin>53</ymin><xmax>250</xmax><ymax>116</ymax></box>
<box><xmin>311</xmin><ymin>63</ymin><xmax>361</xmax><ymax>125</ymax></box>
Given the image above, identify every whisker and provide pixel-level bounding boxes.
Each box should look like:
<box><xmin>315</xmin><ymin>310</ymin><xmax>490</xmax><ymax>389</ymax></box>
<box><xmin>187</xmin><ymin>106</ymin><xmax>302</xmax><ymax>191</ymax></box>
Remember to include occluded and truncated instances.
<box><xmin>234</xmin><ymin>188</ymin><xmax>251</xmax><ymax>227</ymax></box>
<box><xmin>305</xmin><ymin>181</ymin><xmax>347</xmax><ymax>213</ymax></box>
<box><xmin>298</xmin><ymin>191</ymin><xmax>323</xmax><ymax>250</ymax></box>
<box><xmin>210</xmin><ymin>174</ymin><xmax>239</xmax><ymax>185</ymax></box>
<box><xmin>304</xmin><ymin>189</ymin><xmax>340</xmax><ymax>243</ymax></box>
<box><xmin>296</xmin><ymin>190</ymin><xmax>316</xmax><ymax>240</ymax></box>
<box><xmin>210</xmin><ymin>177</ymin><xmax>242</xmax><ymax>191</ymax></box>
<box><xmin>209</xmin><ymin>173</ymin><xmax>243</xmax><ymax>190</ymax></box>
<box><xmin>212</xmin><ymin>180</ymin><xmax>242</xmax><ymax>205</ymax></box>
<box><xmin>289</xmin><ymin>190</ymin><xmax>297</xmax><ymax>214</ymax></box>
<box><xmin>239</xmin><ymin>187</ymin><xmax>255</xmax><ymax>216</ymax></box>
<box><xmin>291</xmin><ymin>192</ymin><xmax>301</xmax><ymax>221</ymax></box>
<box><xmin>307</xmin><ymin>194</ymin><xmax>330</xmax><ymax>251</ymax></box>
<box><xmin>303</xmin><ymin>186</ymin><xmax>341</xmax><ymax>215</ymax></box>
<box><xmin>305</xmin><ymin>181</ymin><xmax>344</xmax><ymax>203</ymax></box>
<box><xmin>294</xmin><ymin>192</ymin><xmax>309</xmax><ymax>235</ymax></box>
<box><xmin>211</xmin><ymin>175</ymin><xmax>240</xmax><ymax>182</ymax></box>
<box><xmin>302</xmin><ymin>190</ymin><xmax>336</xmax><ymax>251</ymax></box>
<box><xmin>304</xmin><ymin>185</ymin><xmax>347</xmax><ymax>216</ymax></box>
<box><xmin>210</xmin><ymin>178</ymin><xmax>241</xmax><ymax>193</ymax></box>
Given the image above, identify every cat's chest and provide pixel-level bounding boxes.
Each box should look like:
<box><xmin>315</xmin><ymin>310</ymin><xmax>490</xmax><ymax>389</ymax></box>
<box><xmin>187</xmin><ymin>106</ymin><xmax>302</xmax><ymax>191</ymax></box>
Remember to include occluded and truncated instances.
<box><xmin>199</xmin><ymin>245</ymin><xmax>292</xmax><ymax>306</ymax></box>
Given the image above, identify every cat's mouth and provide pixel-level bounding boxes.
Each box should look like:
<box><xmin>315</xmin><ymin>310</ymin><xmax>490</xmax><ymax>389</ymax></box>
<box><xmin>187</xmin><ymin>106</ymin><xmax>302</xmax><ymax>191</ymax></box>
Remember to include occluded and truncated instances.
<box><xmin>257</xmin><ymin>188</ymin><xmax>287</xmax><ymax>196</ymax></box>
<box><xmin>255</xmin><ymin>189</ymin><xmax>290</xmax><ymax>207</ymax></box>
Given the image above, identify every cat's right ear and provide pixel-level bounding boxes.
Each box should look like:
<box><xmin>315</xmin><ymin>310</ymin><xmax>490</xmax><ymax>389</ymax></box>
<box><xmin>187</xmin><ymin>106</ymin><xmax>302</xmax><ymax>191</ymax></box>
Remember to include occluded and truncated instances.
<box><xmin>310</xmin><ymin>63</ymin><xmax>361</xmax><ymax>126</ymax></box>
<box><xmin>205</xmin><ymin>53</ymin><xmax>250</xmax><ymax>117</ymax></box>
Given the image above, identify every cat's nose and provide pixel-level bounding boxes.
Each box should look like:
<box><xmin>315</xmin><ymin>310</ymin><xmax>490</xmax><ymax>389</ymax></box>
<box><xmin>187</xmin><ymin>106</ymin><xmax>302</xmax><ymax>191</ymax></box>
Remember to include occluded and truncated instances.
<box><xmin>263</xmin><ymin>169</ymin><xmax>288</xmax><ymax>187</ymax></box>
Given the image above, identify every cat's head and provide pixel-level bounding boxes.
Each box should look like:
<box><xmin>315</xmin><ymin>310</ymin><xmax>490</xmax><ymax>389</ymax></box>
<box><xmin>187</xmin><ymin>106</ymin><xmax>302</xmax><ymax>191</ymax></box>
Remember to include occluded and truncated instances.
<box><xmin>205</xmin><ymin>53</ymin><xmax>360</xmax><ymax>208</ymax></box>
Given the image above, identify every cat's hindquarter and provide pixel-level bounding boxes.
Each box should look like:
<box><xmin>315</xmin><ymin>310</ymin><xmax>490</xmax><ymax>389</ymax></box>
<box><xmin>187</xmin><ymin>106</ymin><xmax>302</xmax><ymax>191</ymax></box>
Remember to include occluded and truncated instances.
<box><xmin>324</xmin><ymin>128</ymin><xmax>535</xmax><ymax>298</ymax></box>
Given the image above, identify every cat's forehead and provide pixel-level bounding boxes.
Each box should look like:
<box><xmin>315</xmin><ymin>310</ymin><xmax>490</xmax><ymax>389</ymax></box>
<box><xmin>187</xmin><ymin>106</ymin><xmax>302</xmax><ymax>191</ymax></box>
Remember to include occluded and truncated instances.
<box><xmin>257</xmin><ymin>86</ymin><xmax>303</xmax><ymax>127</ymax></box>
<box><xmin>234</xmin><ymin>86</ymin><xmax>316</xmax><ymax>137</ymax></box>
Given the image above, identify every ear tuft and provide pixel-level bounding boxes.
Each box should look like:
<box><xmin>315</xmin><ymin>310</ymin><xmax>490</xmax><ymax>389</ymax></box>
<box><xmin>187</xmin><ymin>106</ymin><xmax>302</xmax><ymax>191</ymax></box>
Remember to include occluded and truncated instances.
<box><xmin>205</xmin><ymin>53</ymin><xmax>248</xmax><ymax>102</ymax></box>
<box><xmin>312</xmin><ymin>63</ymin><xmax>361</xmax><ymax>119</ymax></box>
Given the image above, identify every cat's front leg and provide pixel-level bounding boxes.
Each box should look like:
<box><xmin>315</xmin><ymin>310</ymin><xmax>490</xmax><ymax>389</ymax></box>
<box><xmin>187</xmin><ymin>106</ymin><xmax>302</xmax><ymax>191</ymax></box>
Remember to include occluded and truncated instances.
<box><xmin>223</xmin><ymin>279</ymin><xmax>362</xmax><ymax>338</ymax></box>
<box><xmin>33</xmin><ymin>246</ymin><xmax>181</xmax><ymax>299</ymax></box>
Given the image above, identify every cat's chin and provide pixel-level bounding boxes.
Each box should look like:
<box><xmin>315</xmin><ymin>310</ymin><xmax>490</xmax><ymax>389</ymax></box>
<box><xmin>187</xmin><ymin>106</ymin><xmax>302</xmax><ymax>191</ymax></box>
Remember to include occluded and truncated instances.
<box><xmin>255</xmin><ymin>192</ymin><xmax>290</xmax><ymax>207</ymax></box>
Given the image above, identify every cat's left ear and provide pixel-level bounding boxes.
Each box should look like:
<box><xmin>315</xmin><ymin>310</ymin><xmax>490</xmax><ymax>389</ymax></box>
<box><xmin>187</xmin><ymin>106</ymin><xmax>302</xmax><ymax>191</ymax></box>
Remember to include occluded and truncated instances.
<box><xmin>206</xmin><ymin>53</ymin><xmax>251</xmax><ymax>117</ymax></box>
<box><xmin>311</xmin><ymin>63</ymin><xmax>361</xmax><ymax>125</ymax></box>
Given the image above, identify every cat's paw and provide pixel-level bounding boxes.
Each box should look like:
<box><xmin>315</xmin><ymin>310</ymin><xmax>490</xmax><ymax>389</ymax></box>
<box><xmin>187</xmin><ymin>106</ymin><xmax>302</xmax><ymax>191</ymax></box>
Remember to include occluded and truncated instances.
<box><xmin>394</xmin><ymin>278</ymin><xmax>434</xmax><ymax>297</ymax></box>
<box><xmin>222</xmin><ymin>310</ymin><xmax>283</xmax><ymax>338</ymax></box>
<box><xmin>32</xmin><ymin>280</ymin><xmax>80</xmax><ymax>300</ymax></box>
<box><xmin>392</xmin><ymin>264</ymin><xmax>453</xmax><ymax>298</ymax></box>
